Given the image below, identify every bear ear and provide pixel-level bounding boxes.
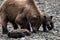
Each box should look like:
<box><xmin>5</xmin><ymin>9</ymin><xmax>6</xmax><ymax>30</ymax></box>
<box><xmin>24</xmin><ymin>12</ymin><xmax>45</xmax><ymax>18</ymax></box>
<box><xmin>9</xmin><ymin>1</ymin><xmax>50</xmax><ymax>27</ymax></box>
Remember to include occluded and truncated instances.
<box><xmin>44</xmin><ymin>16</ymin><xmax>46</xmax><ymax>19</ymax></box>
<box><xmin>50</xmin><ymin>16</ymin><xmax>53</xmax><ymax>19</ymax></box>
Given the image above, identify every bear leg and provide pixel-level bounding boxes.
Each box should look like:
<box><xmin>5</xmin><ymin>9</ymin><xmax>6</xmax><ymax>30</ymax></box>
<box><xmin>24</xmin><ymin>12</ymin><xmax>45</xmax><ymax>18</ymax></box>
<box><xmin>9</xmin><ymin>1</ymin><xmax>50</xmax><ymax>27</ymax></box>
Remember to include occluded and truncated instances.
<box><xmin>42</xmin><ymin>24</ymin><xmax>48</xmax><ymax>32</ymax></box>
<box><xmin>47</xmin><ymin>22</ymin><xmax>54</xmax><ymax>30</ymax></box>
<box><xmin>11</xmin><ymin>21</ymin><xmax>18</xmax><ymax>29</ymax></box>
<box><xmin>1</xmin><ymin>20</ymin><xmax>8</xmax><ymax>34</ymax></box>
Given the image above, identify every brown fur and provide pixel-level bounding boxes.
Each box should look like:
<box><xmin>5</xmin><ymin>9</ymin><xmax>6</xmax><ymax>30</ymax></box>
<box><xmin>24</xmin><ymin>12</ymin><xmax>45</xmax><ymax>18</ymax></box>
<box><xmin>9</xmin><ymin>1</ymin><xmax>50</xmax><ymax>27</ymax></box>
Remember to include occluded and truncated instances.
<box><xmin>0</xmin><ymin>0</ymin><xmax>42</xmax><ymax>34</ymax></box>
<box><xmin>37</xmin><ymin>14</ymin><xmax>54</xmax><ymax>32</ymax></box>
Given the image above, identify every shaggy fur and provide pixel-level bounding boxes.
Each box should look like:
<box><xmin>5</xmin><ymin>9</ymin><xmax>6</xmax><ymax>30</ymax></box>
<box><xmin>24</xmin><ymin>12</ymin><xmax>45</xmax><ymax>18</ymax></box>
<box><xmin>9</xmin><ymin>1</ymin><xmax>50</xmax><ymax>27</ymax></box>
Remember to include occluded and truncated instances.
<box><xmin>37</xmin><ymin>14</ymin><xmax>54</xmax><ymax>32</ymax></box>
<box><xmin>0</xmin><ymin>0</ymin><xmax>42</xmax><ymax>34</ymax></box>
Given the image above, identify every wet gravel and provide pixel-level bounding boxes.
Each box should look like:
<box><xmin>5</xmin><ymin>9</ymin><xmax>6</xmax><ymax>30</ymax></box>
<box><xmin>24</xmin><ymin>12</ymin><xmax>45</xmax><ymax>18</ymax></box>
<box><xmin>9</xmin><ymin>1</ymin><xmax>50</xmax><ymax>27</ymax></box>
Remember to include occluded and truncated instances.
<box><xmin>0</xmin><ymin>0</ymin><xmax>60</xmax><ymax>40</ymax></box>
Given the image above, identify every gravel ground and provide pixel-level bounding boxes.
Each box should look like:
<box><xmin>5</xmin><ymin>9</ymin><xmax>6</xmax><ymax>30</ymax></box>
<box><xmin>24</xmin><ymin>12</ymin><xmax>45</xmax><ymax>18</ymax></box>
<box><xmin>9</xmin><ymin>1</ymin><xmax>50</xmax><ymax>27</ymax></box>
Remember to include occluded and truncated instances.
<box><xmin>0</xmin><ymin>0</ymin><xmax>60</xmax><ymax>40</ymax></box>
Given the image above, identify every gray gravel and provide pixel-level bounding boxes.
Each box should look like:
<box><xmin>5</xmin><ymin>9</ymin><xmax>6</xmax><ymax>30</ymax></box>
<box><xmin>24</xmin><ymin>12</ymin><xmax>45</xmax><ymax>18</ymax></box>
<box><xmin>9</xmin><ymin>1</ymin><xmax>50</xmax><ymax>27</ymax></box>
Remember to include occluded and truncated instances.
<box><xmin>0</xmin><ymin>0</ymin><xmax>60</xmax><ymax>40</ymax></box>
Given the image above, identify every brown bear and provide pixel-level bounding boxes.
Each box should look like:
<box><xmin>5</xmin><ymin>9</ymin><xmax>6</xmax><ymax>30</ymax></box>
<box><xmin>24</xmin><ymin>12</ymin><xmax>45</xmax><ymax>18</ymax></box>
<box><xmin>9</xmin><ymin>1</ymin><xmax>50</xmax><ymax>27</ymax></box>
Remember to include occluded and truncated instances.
<box><xmin>36</xmin><ymin>14</ymin><xmax>54</xmax><ymax>32</ymax></box>
<box><xmin>0</xmin><ymin>0</ymin><xmax>42</xmax><ymax>34</ymax></box>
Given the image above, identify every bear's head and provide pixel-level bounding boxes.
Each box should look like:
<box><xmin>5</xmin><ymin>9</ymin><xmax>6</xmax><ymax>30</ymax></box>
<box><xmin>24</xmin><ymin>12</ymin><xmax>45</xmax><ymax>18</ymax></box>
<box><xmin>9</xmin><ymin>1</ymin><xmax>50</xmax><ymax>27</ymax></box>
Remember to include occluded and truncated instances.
<box><xmin>43</xmin><ymin>15</ymin><xmax>54</xmax><ymax>31</ymax></box>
